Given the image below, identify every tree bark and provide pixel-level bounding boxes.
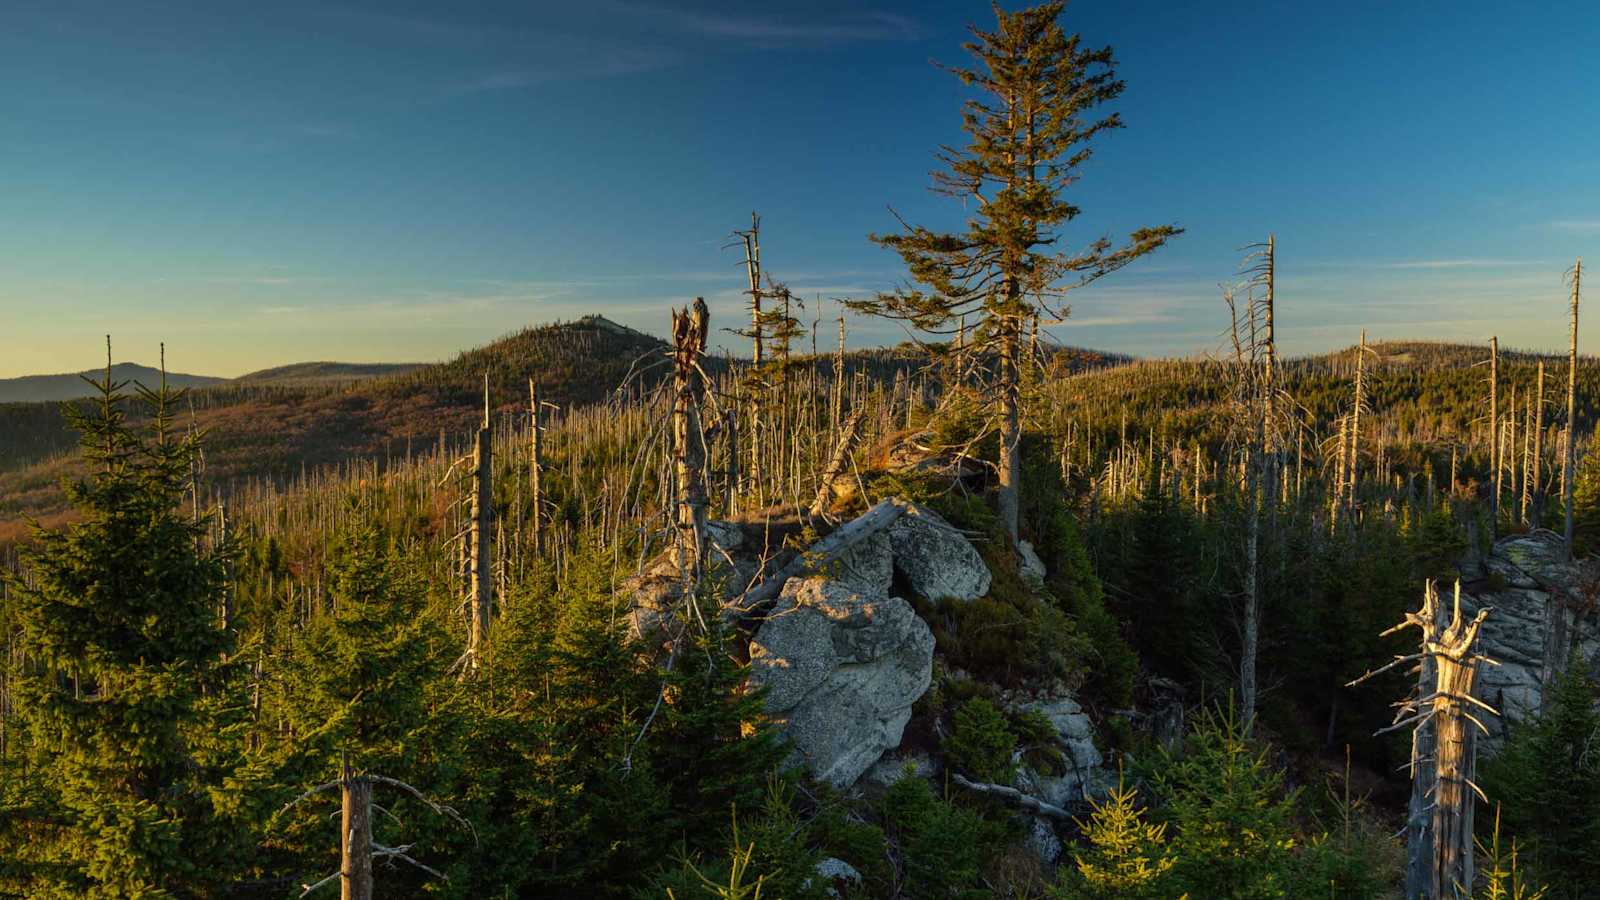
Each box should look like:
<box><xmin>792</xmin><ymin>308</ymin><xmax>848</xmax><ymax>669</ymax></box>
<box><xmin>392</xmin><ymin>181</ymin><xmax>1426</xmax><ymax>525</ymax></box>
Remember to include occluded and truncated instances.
<box><xmin>1242</xmin><ymin>446</ymin><xmax>1260</xmax><ymax>731</ymax></box>
<box><xmin>1348</xmin><ymin>330</ymin><xmax>1366</xmax><ymax>519</ymax></box>
<box><xmin>671</xmin><ymin>300</ymin><xmax>710</xmax><ymax>589</ymax></box>
<box><xmin>810</xmin><ymin>409</ymin><xmax>865</xmax><ymax>518</ymax></box>
<box><xmin>467</xmin><ymin>383</ymin><xmax>492</xmax><ymax>661</ymax></box>
<box><xmin>1489</xmin><ymin>336</ymin><xmax>1499</xmax><ymax>531</ymax></box>
<box><xmin>528</xmin><ymin>379</ymin><xmax>543</xmax><ymax>555</ymax></box>
<box><xmin>341</xmin><ymin>759</ymin><xmax>373</xmax><ymax>900</ymax></box>
<box><xmin>1566</xmin><ymin>260</ymin><xmax>1581</xmax><ymax>556</ymax></box>
<box><xmin>997</xmin><ymin>313</ymin><xmax>1022</xmax><ymax>543</ymax></box>
<box><xmin>1351</xmin><ymin>581</ymin><xmax>1493</xmax><ymax>900</ymax></box>
<box><xmin>1534</xmin><ymin>361</ymin><xmax>1545</xmax><ymax>523</ymax></box>
<box><xmin>951</xmin><ymin>772</ymin><xmax>1073</xmax><ymax>820</ymax></box>
<box><xmin>740</xmin><ymin>214</ymin><xmax>765</xmax><ymax>506</ymax></box>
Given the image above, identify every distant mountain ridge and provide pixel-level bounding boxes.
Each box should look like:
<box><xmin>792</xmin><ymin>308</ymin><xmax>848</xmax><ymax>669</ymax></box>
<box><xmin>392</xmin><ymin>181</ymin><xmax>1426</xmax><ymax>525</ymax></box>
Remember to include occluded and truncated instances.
<box><xmin>235</xmin><ymin>361</ymin><xmax>423</xmax><ymax>384</ymax></box>
<box><xmin>0</xmin><ymin>363</ymin><xmax>225</xmax><ymax>404</ymax></box>
<box><xmin>16</xmin><ymin>317</ymin><xmax>1501</xmax><ymax>536</ymax></box>
<box><xmin>0</xmin><ymin>358</ymin><xmax>430</xmax><ymax>403</ymax></box>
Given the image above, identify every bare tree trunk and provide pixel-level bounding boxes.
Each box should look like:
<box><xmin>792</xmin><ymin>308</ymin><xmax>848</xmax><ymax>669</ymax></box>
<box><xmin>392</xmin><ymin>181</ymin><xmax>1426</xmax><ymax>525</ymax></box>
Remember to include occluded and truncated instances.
<box><xmin>1566</xmin><ymin>259</ymin><xmax>1582</xmax><ymax>556</ymax></box>
<box><xmin>1264</xmin><ymin>234</ymin><xmax>1276</xmax><ymax>383</ymax></box>
<box><xmin>528</xmin><ymin>379</ymin><xmax>543</xmax><ymax>555</ymax></box>
<box><xmin>341</xmin><ymin>757</ymin><xmax>373</xmax><ymax>900</ymax></box>
<box><xmin>811</xmin><ymin>409</ymin><xmax>865</xmax><ymax>517</ymax></box>
<box><xmin>671</xmin><ymin>300</ymin><xmax>710</xmax><ymax>590</ymax></box>
<box><xmin>218</xmin><ymin>499</ymin><xmax>232</xmax><ymax>634</ymax></box>
<box><xmin>998</xmin><ymin>313</ymin><xmax>1022</xmax><ymax>543</ymax></box>
<box><xmin>1534</xmin><ymin>361</ymin><xmax>1545</xmax><ymax>523</ymax></box>
<box><xmin>467</xmin><ymin>377</ymin><xmax>493</xmax><ymax>662</ymax></box>
<box><xmin>1350</xmin><ymin>581</ymin><xmax>1495</xmax><ymax>900</ymax></box>
<box><xmin>1521</xmin><ymin>389</ymin><xmax>1533</xmax><ymax>524</ymax></box>
<box><xmin>722</xmin><ymin>408</ymin><xmax>738</xmax><ymax>517</ymax></box>
<box><xmin>739</xmin><ymin>214</ymin><xmax>765</xmax><ymax>505</ymax></box>
<box><xmin>831</xmin><ymin>316</ymin><xmax>846</xmax><ymax>444</ymax></box>
<box><xmin>1490</xmin><ymin>336</ymin><xmax>1499</xmax><ymax>532</ymax></box>
<box><xmin>1242</xmin><ymin>443</ymin><xmax>1260</xmax><ymax>731</ymax></box>
<box><xmin>1334</xmin><ymin>414</ymin><xmax>1348</xmax><ymax>523</ymax></box>
<box><xmin>1348</xmin><ymin>330</ymin><xmax>1367</xmax><ymax>518</ymax></box>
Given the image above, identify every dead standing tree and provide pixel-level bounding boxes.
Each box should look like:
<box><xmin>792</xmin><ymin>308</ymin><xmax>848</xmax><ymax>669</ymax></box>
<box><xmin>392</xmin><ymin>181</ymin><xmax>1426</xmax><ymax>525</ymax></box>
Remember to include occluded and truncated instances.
<box><xmin>276</xmin><ymin>752</ymin><xmax>473</xmax><ymax>900</ymax></box>
<box><xmin>1346</xmin><ymin>329</ymin><xmax>1373</xmax><ymax>520</ymax></box>
<box><xmin>528</xmin><ymin>378</ymin><xmax>545</xmax><ymax>555</ymax></box>
<box><xmin>1526</xmin><ymin>360</ymin><xmax>1545</xmax><ymax>525</ymax></box>
<box><xmin>671</xmin><ymin>298</ymin><xmax>712</xmax><ymax>595</ymax></box>
<box><xmin>467</xmin><ymin>375</ymin><xmax>493</xmax><ymax>666</ymax></box>
<box><xmin>1221</xmin><ymin>241</ymin><xmax>1295</xmax><ymax>730</ymax></box>
<box><xmin>732</xmin><ymin>214</ymin><xmax>766</xmax><ymax>506</ymax></box>
<box><xmin>1488</xmin><ymin>336</ymin><xmax>1500</xmax><ymax>532</ymax></box>
<box><xmin>1348</xmin><ymin>581</ymin><xmax>1497</xmax><ymax>899</ymax></box>
<box><xmin>1564</xmin><ymin>258</ymin><xmax>1582</xmax><ymax>557</ymax></box>
<box><xmin>444</xmin><ymin>375</ymin><xmax>495</xmax><ymax>674</ymax></box>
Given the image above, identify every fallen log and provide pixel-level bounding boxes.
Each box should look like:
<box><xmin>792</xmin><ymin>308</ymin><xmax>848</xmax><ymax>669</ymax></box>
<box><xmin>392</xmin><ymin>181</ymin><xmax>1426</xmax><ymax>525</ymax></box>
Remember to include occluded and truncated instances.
<box><xmin>734</xmin><ymin>497</ymin><xmax>910</xmax><ymax>614</ymax></box>
<box><xmin>809</xmin><ymin>409</ymin><xmax>866</xmax><ymax>518</ymax></box>
<box><xmin>950</xmin><ymin>772</ymin><xmax>1074</xmax><ymax>821</ymax></box>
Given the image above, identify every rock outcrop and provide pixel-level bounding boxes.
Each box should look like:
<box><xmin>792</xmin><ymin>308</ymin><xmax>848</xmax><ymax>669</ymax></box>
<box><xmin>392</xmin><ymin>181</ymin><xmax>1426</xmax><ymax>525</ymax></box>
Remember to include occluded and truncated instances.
<box><xmin>1459</xmin><ymin>531</ymin><xmax>1600</xmax><ymax>755</ymax></box>
<box><xmin>629</xmin><ymin>496</ymin><xmax>1002</xmax><ymax>789</ymax></box>
<box><xmin>749</xmin><ymin>576</ymin><xmax>935</xmax><ymax>788</ymax></box>
<box><xmin>624</xmin><ymin>519</ymin><xmax>754</xmax><ymax>642</ymax></box>
<box><xmin>832</xmin><ymin>530</ymin><xmax>894</xmax><ymax>596</ymax></box>
<box><xmin>1009</xmin><ymin>693</ymin><xmax>1109</xmax><ymax>809</ymax></box>
<box><xmin>1018</xmin><ymin>539</ymin><xmax>1048</xmax><ymax>587</ymax></box>
<box><xmin>887</xmin><ymin>504</ymin><xmax>992</xmax><ymax>602</ymax></box>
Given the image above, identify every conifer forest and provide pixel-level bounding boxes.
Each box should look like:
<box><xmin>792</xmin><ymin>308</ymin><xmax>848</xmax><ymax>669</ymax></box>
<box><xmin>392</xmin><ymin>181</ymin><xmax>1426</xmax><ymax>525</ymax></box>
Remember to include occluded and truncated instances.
<box><xmin>2</xmin><ymin>2</ymin><xmax>1598</xmax><ymax>898</ymax></box>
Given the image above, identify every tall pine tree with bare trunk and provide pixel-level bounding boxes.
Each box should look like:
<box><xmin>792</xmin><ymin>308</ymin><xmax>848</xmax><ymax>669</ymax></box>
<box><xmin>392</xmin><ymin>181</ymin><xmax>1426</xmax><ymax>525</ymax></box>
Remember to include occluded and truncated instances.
<box><xmin>851</xmin><ymin>0</ymin><xmax>1179</xmax><ymax>542</ymax></box>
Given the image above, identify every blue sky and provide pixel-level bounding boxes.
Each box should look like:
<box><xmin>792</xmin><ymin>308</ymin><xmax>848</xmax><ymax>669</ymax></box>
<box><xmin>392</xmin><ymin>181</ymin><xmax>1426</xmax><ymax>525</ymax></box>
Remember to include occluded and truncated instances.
<box><xmin>1</xmin><ymin>0</ymin><xmax>1596</xmax><ymax>377</ymax></box>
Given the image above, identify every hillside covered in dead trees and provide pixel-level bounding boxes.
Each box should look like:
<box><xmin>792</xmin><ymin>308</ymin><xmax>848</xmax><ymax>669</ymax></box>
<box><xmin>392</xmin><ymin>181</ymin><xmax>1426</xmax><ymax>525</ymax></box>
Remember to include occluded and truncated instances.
<box><xmin>2</xmin><ymin>3</ymin><xmax>1597</xmax><ymax>899</ymax></box>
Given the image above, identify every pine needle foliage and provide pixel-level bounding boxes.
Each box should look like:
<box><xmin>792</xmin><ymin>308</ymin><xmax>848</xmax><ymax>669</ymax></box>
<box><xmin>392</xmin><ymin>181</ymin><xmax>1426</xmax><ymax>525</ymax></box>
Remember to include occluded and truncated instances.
<box><xmin>1479</xmin><ymin>665</ymin><xmax>1600</xmax><ymax>897</ymax></box>
<box><xmin>851</xmin><ymin>0</ymin><xmax>1179</xmax><ymax>540</ymax></box>
<box><xmin>1474</xmin><ymin>807</ymin><xmax>1549</xmax><ymax>900</ymax></box>
<box><xmin>1052</xmin><ymin>773</ymin><xmax>1181</xmax><ymax>899</ymax></box>
<box><xmin>1150</xmin><ymin>704</ymin><xmax>1300</xmax><ymax>899</ymax></box>
<box><xmin>0</xmin><ymin>360</ymin><xmax>239</xmax><ymax>897</ymax></box>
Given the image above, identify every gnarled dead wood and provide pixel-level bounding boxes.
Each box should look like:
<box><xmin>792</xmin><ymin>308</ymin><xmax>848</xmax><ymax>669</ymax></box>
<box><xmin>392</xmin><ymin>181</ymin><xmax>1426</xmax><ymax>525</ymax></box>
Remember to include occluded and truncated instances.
<box><xmin>736</xmin><ymin>497</ymin><xmax>910</xmax><ymax>614</ymax></box>
<box><xmin>950</xmin><ymin>772</ymin><xmax>1073</xmax><ymax>820</ymax></box>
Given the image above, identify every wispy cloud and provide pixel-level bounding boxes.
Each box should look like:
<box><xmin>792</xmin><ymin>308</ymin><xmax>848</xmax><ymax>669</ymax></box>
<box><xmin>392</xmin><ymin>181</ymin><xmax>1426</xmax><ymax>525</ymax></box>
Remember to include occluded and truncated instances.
<box><xmin>1548</xmin><ymin>219</ymin><xmax>1600</xmax><ymax>233</ymax></box>
<box><xmin>621</xmin><ymin>3</ymin><xmax>924</xmax><ymax>46</ymax></box>
<box><xmin>449</xmin><ymin>47</ymin><xmax>678</xmax><ymax>95</ymax></box>
<box><xmin>1377</xmin><ymin>258</ymin><xmax>1546</xmax><ymax>270</ymax></box>
<box><xmin>160</xmin><ymin>273</ymin><xmax>328</xmax><ymax>287</ymax></box>
<box><xmin>1302</xmin><ymin>258</ymin><xmax>1550</xmax><ymax>272</ymax></box>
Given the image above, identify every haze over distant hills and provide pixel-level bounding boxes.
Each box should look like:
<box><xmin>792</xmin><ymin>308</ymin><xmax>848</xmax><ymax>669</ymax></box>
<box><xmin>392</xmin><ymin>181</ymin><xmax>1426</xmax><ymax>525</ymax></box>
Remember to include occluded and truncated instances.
<box><xmin>0</xmin><ymin>363</ymin><xmax>225</xmax><ymax>404</ymax></box>
<box><xmin>2</xmin><ymin>315</ymin><xmax>1528</xmax><ymax>539</ymax></box>
<box><xmin>0</xmin><ymin>360</ymin><xmax>427</xmax><ymax>404</ymax></box>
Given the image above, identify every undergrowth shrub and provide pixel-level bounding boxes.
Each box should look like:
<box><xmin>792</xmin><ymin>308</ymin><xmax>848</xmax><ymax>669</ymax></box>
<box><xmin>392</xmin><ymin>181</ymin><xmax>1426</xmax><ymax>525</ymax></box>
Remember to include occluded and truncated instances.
<box><xmin>945</xmin><ymin>698</ymin><xmax>1017</xmax><ymax>782</ymax></box>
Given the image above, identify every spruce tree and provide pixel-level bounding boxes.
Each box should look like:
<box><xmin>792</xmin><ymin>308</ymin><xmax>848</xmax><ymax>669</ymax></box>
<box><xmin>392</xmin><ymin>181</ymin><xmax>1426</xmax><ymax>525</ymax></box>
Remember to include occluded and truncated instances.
<box><xmin>1052</xmin><ymin>776</ymin><xmax>1179</xmax><ymax>899</ymax></box>
<box><xmin>852</xmin><ymin>0</ymin><xmax>1179</xmax><ymax>542</ymax></box>
<box><xmin>275</xmin><ymin>508</ymin><xmax>448</xmax><ymax>773</ymax></box>
<box><xmin>1567</xmin><ymin>445</ymin><xmax>1600</xmax><ymax>556</ymax></box>
<box><xmin>1480</xmin><ymin>665</ymin><xmax>1600</xmax><ymax>897</ymax></box>
<box><xmin>265</xmin><ymin>507</ymin><xmax>459</xmax><ymax>892</ymax></box>
<box><xmin>0</xmin><ymin>354</ymin><xmax>238</xmax><ymax>897</ymax></box>
<box><xmin>1153</xmin><ymin>705</ymin><xmax>1301</xmax><ymax>899</ymax></box>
